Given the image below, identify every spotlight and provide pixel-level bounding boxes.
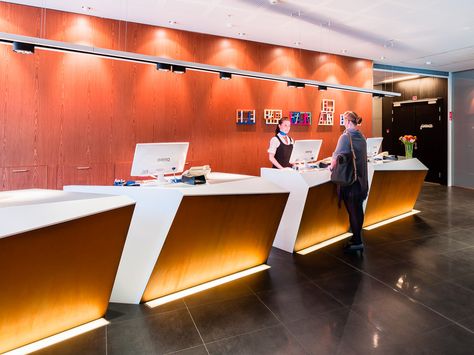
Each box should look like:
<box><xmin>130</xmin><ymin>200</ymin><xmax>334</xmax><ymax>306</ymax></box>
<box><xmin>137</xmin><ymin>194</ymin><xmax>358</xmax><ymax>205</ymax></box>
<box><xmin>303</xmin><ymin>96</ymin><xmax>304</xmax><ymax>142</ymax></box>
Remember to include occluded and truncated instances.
<box><xmin>287</xmin><ymin>81</ymin><xmax>297</xmax><ymax>88</ymax></box>
<box><xmin>219</xmin><ymin>72</ymin><xmax>232</xmax><ymax>80</ymax></box>
<box><xmin>12</xmin><ymin>41</ymin><xmax>34</xmax><ymax>54</ymax></box>
<box><xmin>318</xmin><ymin>85</ymin><xmax>327</xmax><ymax>91</ymax></box>
<box><xmin>156</xmin><ymin>63</ymin><xmax>171</xmax><ymax>72</ymax></box>
<box><xmin>296</xmin><ymin>82</ymin><xmax>305</xmax><ymax>89</ymax></box>
<box><xmin>372</xmin><ymin>93</ymin><xmax>384</xmax><ymax>98</ymax></box>
<box><xmin>172</xmin><ymin>65</ymin><xmax>186</xmax><ymax>74</ymax></box>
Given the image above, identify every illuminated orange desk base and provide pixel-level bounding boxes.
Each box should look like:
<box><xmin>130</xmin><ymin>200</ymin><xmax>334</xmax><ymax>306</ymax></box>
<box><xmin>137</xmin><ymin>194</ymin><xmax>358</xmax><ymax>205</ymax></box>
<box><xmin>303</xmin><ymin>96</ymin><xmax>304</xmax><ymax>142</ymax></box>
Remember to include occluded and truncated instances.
<box><xmin>294</xmin><ymin>182</ymin><xmax>350</xmax><ymax>253</ymax></box>
<box><xmin>0</xmin><ymin>195</ymin><xmax>134</xmax><ymax>354</ymax></box>
<box><xmin>142</xmin><ymin>193</ymin><xmax>288</xmax><ymax>302</ymax></box>
<box><xmin>364</xmin><ymin>170</ymin><xmax>427</xmax><ymax>228</ymax></box>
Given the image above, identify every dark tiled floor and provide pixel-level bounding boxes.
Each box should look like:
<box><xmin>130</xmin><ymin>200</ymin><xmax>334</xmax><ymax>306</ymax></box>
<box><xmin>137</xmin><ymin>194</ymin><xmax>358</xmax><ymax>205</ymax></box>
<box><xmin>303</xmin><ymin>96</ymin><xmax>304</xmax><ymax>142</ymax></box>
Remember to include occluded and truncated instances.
<box><xmin>36</xmin><ymin>184</ymin><xmax>474</xmax><ymax>354</ymax></box>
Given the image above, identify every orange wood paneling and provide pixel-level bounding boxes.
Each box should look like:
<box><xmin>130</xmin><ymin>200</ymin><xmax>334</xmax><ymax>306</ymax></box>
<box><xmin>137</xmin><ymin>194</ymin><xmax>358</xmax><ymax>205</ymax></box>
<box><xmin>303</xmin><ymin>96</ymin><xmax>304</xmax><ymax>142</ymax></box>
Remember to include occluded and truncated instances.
<box><xmin>0</xmin><ymin>205</ymin><xmax>134</xmax><ymax>354</ymax></box>
<box><xmin>0</xmin><ymin>2</ymin><xmax>374</xmax><ymax>189</ymax></box>
<box><xmin>2</xmin><ymin>165</ymin><xmax>48</xmax><ymax>190</ymax></box>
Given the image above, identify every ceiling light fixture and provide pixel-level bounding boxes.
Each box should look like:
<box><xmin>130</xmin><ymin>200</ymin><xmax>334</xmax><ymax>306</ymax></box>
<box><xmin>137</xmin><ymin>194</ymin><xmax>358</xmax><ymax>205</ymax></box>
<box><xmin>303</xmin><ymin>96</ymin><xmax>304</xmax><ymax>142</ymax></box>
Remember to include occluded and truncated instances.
<box><xmin>172</xmin><ymin>65</ymin><xmax>186</xmax><ymax>74</ymax></box>
<box><xmin>168</xmin><ymin>20</ymin><xmax>177</xmax><ymax>25</ymax></box>
<box><xmin>156</xmin><ymin>63</ymin><xmax>171</xmax><ymax>72</ymax></box>
<box><xmin>372</xmin><ymin>93</ymin><xmax>384</xmax><ymax>98</ymax></box>
<box><xmin>380</xmin><ymin>56</ymin><xmax>385</xmax><ymax>60</ymax></box>
<box><xmin>237</xmin><ymin>32</ymin><xmax>246</xmax><ymax>36</ymax></box>
<box><xmin>287</xmin><ymin>81</ymin><xmax>297</xmax><ymax>88</ymax></box>
<box><xmin>294</xmin><ymin>41</ymin><xmax>302</xmax><ymax>46</ymax></box>
<box><xmin>341</xmin><ymin>49</ymin><xmax>348</xmax><ymax>54</ymax></box>
<box><xmin>269</xmin><ymin>0</ymin><xmax>279</xmax><ymax>4</ymax></box>
<box><xmin>0</xmin><ymin>32</ymin><xmax>400</xmax><ymax>98</ymax></box>
<box><xmin>296</xmin><ymin>82</ymin><xmax>305</xmax><ymax>89</ymax></box>
<box><xmin>81</xmin><ymin>5</ymin><xmax>93</xmax><ymax>12</ymax></box>
<box><xmin>219</xmin><ymin>72</ymin><xmax>232</xmax><ymax>80</ymax></box>
<box><xmin>12</xmin><ymin>41</ymin><xmax>34</xmax><ymax>54</ymax></box>
<box><xmin>425</xmin><ymin>61</ymin><xmax>432</xmax><ymax>65</ymax></box>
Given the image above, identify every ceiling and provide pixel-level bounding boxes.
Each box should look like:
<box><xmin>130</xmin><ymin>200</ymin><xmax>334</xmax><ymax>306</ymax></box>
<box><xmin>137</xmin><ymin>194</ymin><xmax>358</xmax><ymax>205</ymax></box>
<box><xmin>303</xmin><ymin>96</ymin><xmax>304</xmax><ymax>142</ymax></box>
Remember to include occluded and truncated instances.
<box><xmin>4</xmin><ymin>0</ymin><xmax>474</xmax><ymax>73</ymax></box>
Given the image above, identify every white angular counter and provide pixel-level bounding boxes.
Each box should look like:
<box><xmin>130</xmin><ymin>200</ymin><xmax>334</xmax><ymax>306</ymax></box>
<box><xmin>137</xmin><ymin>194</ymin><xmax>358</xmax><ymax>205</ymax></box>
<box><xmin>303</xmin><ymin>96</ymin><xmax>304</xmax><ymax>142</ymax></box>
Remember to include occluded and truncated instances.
<box><xmin>65</xmin><ymin>173</ymin><xmax>289</xmax><ymax>304</ymax></box>
<box><xmin>261</xmin><ymin>168</ymin><xmax>349</xmax><ymax>253</ymax></box>
<box><xmin>0</xmin><ymin>189</ymin><xmax>135</xmax><ymax>354</ymax></box>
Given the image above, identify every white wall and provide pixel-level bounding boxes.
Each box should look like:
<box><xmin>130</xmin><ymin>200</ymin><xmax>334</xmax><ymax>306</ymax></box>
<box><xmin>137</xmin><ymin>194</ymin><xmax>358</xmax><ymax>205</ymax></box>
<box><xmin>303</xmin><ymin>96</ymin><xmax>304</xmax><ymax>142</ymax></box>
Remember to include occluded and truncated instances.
<box><xmin>452</xmin><ymin>70</ymin><xmax>474</xmax><ymax>189</ymax></box>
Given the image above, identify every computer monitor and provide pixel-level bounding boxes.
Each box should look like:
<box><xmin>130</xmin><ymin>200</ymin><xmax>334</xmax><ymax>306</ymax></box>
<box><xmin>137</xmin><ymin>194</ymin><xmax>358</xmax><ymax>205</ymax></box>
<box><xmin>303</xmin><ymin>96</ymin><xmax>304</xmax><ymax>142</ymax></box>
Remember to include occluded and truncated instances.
<box><xmin>289</xmin><ymin>139</ymin><xmax>322</xmax><ymax>164</ymax></box>
<box><xmin>366</xmin><ymin>137</ymin><xmax>383</xmax><ymax>157</ymax></box>
<box><xmin>130</xmin><ymin>142</ymin><xmax>189</xmax><ymax>180</ymax></box>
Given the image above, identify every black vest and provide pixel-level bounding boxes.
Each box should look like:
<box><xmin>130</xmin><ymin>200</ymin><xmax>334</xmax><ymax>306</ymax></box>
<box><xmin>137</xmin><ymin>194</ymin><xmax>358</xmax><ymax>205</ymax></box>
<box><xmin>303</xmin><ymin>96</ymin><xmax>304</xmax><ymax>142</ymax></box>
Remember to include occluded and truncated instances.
<box><xmin>273</xmin><ymin>135</ymin><xmax>294</xmax><ymax>168</ymax></box>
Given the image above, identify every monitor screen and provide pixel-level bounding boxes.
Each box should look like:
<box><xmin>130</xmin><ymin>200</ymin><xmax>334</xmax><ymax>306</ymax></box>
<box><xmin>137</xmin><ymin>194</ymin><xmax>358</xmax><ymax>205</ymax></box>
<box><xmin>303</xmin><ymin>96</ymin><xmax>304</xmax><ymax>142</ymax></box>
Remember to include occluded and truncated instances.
<box><xmin>366</xmin><ymin>137</ymin><xmax>383</xmax><ymax>157</ymax></box>
<box><xmin>130</xmin><ymin>142</ymin><xmax>189</xmax><ymax>177</ymax></box>
<box><xmin>289</xmin><ymin>139</ymin><xmax>322</xmax><ymax>164</ymax></box>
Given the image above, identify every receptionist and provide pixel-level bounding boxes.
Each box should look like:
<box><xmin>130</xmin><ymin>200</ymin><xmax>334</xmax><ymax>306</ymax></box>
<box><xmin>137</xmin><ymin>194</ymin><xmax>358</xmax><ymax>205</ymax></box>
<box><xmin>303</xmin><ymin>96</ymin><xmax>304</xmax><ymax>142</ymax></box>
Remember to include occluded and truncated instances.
<box><xmin>268</xmin><ymin>117</ymin><xmax>294</xmax><ymax>169</ymax></box>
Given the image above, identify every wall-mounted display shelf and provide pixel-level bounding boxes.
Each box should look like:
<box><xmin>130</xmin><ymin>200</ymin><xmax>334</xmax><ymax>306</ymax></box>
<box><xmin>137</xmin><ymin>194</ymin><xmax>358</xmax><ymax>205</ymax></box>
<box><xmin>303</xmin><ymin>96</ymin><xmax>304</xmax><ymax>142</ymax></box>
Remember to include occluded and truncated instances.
<box><xmin>321</xmin><ymin>99</ymin><xmax>335</xmax><ymax>112</ymax></box>
<box><xmin>264</xmin><ymin>109</ymin><xmax>282</xmax><ymax>124</ymax></box>
<box><xmin>318</xmin><ymin>112</ymin><xmax>334</xmax><ymax>126</ymax></box>
<box><xmin>290</xmin><ymin>111</ymin><xmax>312</xmax><ymax>126</ymax></box>
<box><xmin>236</xmin><ymin>110</ymin><xmax>256</xmax><ymax>125</ymax></box>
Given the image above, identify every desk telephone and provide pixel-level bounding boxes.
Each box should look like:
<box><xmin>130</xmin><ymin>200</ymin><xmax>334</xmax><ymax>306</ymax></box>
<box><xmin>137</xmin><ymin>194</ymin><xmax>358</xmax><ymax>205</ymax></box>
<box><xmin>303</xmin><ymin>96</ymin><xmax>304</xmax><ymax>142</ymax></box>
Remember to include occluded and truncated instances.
<box><xmin>182</xmin><ymin>165</ymin><xmax>211</xmax><ymax>185</ymax></box>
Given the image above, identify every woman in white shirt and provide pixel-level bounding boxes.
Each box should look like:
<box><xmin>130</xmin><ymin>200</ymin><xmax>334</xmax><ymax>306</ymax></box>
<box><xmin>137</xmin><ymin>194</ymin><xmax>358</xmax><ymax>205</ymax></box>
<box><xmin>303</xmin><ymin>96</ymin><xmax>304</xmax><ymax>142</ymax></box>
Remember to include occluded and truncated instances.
<box><xmin>268</xmin><ymin>117</ymin><xmax>294</xmax><ymax>169</ymax></box>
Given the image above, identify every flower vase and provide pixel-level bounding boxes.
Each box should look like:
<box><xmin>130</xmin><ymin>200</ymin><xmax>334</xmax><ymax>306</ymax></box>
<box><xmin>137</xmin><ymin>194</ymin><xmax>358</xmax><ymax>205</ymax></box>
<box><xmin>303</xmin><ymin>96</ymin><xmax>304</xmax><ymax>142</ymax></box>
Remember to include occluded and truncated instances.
<box><xmin>404</xmin><ymin>142</ymin><xmax>414</xmax><ymax>159</ymax></box>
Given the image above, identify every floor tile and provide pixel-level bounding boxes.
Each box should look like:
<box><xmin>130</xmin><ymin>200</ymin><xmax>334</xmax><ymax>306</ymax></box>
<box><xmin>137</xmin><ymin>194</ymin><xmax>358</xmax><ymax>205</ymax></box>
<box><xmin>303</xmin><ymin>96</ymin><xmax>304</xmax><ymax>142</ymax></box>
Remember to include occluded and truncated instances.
<box><xmin>188</xmin><ymin>295</ymin><xmax>279</xmax><ymax>343</ymax></box>
<box><xmin>242</xmin><ymin>260</ymin><xmax>309</xmax><ymax>293</ymax></box>
<box><xmin>183</xmin><ymin>279</ymin><xmax>253</xmax><ymax>308</ymax></box>
<box><xmin>206</xmin><ymin>325</ymin><xmax>306</xmax><ymax>355</ymax></box>
<box><xmin>107</xmin><ymin>308</ymin><xmax>202</xmax><ymax>355</ymax></box>
<box><xmin>409</xmin><ymin>281</ymin><xmax>474</xmax><ymax>322</ymax></box>
<box><xmin>399</xmin><ymin>324</ymin><xmax>474</xmax><ymax>355</ymax></box>
<box><xmin>285</xmin><ymin>308</ymin><xmax>396</xmax><ymax>355</ymax></box>
<box><xmin>256</xmin><ymin>282</ymin><xmax>344</xmax><ymax>323</ymax></box>
<box><xmin>350</xmin><ymin>294</ymin><xmax>450</xmax><ymax>339</ymax></box>
<box><xmin>106</xmin><ymin>300</ymin><xmax>187</xmax><ymax>324</ymax></box>
<box><xmin>366</xmin><ymin>261</ymin><xmax>443</xmax><ymax>298</ymax></box>
<box><xmin>34</xmin><ymin>326</ymin><xmax>106</xmax><ymax>355</ymax></box>
<box><xmin>166</xmin><ymin>345</ymin><xmax>209</xmax><ymax>355</ymax></box>
<box><xmin>313</xmin><ymin>272</ymin><xmax>400</xmax><ymax>307</ymax></box>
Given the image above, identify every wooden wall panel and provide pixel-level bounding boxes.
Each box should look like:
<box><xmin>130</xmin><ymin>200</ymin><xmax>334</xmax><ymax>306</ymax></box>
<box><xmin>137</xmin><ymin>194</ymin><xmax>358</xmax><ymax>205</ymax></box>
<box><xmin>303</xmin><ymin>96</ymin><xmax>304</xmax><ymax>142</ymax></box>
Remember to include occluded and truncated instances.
<box><xmin>0</xmin><ymin>2</ymin><xmax>374</xmax><ymax>188</ymax></box>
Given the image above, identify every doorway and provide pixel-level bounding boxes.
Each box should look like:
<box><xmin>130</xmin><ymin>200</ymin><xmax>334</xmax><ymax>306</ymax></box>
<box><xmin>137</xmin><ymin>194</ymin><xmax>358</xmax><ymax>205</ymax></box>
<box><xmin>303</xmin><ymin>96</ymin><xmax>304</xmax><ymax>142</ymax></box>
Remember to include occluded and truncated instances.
<box><xmin>387</xmin><ymin>98</ymin><xmax>447</xmax><ymax>184</ymax></box>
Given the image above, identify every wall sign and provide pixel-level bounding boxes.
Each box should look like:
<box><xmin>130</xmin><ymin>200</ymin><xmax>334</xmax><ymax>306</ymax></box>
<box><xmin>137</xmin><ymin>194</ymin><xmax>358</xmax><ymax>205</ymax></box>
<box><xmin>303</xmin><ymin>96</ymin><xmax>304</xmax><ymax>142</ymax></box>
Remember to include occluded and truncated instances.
<box><xmin>290</xmin><ymin>111</ymin><xmax>312</xmax><ymax>125</ymax></box>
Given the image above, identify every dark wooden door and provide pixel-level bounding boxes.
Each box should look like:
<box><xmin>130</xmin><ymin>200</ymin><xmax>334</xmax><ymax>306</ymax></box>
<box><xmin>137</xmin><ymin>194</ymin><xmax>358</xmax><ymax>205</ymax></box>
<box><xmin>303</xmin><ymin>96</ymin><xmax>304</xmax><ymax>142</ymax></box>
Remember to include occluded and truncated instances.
<box><xmin>391</xmin><ymin>100</ymin><xmax>446</xmax><ymax>184</ymax></box>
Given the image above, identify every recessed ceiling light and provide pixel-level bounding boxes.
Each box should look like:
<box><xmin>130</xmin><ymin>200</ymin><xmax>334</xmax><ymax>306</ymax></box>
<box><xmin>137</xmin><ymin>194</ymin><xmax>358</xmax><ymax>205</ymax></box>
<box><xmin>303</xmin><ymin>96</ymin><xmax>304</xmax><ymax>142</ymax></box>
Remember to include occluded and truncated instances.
<box><xmin>425</xmin><ymin>61</ymin><xmax>432</xmax><ymax>65</ymax></box>
<box><xmin>341</xmin><ymin>49</ymin><xmax>348</xmax><ymax>54</ymax></box>
<box><xmin>294</xmin><ymin>41</ymin><xmax>302</xmax><ymax>46</ymax></box>
<box><xmin>168</xmin><ymin>20</ymin><xmax>177</xmax><ymax>25</ymax></box>
<box><xmin>380</xmin><ymin>56</ymin><xmax>385</xmax><ymax>60</ymax></box>
<box><xmin>269</xmin><ymin>0</ymin><xmax>279</xmax><ymax>4</ymax></box>
<box><xmin>238</xmin><ymin>32</ymin><xmax>246</xmax><ymax>36</ymax></box>
<box><xmin>81</xmin><ymin>5</ymin><xmax>93</xmax><ymax>12</ymax></box>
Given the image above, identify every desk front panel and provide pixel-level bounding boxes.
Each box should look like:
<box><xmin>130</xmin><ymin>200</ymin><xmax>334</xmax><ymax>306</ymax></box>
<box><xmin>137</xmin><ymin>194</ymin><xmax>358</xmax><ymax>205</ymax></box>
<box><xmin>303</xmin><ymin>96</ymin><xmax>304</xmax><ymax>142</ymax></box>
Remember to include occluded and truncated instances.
<box><xmin>0</xmin><ymin>206</ymin><xmax>134</xmax><ymax>353</ymax></box>
<box><xmin>294</xmin><ymin>182</ymin><xmax>350</xmax><ymax>252</ymax></box>
<box><xmin>141</xmin><ymin>193</ymin><xmax>288</xmax><ymax>302</ymax></box>
<box><xmin>364</xmin><ymin>170</ymin><xmax>426</xmax><ymax>227</ymax></box>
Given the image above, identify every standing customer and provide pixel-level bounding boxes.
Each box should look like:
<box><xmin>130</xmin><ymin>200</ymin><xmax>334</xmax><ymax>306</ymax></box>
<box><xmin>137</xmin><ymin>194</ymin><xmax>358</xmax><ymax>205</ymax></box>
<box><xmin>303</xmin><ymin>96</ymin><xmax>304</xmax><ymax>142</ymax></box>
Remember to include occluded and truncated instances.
<box><xmin>330</xmin><ymin>111</ymin><xmax>368</xmax><ymax>252</ymax></box>
<box><xmin>268</xmin><ymin>117</ymin><xmax>294</xmax><ymax>169</ymax></box>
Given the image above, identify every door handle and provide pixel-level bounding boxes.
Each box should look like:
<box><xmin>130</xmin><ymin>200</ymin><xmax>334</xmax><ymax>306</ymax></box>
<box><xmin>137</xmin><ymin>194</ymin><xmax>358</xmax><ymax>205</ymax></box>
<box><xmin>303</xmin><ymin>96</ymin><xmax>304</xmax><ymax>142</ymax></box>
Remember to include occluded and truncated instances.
<box><xmin>12</xmin><ymin>169</ymin><xmax>29</xmax><ymax>173</ymax></box>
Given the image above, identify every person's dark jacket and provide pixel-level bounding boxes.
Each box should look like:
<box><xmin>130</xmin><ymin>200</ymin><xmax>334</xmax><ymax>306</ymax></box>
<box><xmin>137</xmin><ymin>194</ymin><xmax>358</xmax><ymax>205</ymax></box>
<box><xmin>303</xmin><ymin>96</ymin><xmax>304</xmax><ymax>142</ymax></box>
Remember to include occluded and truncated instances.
<box><xmin>332</xmin><ymin>128</ymin><xmax>368</xmax><ymax>198</ymax></box>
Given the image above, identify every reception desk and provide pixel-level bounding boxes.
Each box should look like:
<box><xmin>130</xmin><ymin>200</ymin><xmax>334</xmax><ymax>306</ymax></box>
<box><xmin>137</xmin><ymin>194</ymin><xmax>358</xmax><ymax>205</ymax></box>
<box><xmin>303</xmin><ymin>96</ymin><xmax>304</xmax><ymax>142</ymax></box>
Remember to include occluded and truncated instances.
<box><xmin>364</xmin><ymin>158</ymin><xmax>428</xmax><ymax>228</ymax></box>
<box><xmin>261</xmin><ymin>168</ymin><xmax>349</xmax><ymax>253</ymax></box>
<box><xmin>0</xmin><ymin>189</ymin><xmax>135</xmax><ymax>354</ymax></box>
<box><xmin>65</xmin><ymin>173</ymin><xmax>289</xmax><ymax>304</ymax></box>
